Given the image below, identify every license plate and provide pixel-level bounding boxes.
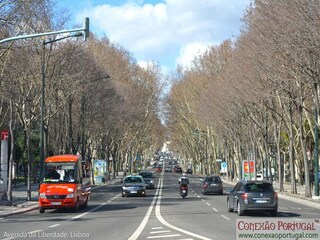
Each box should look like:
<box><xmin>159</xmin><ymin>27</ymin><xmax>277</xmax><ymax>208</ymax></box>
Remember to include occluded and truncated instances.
<box><xmin>256</xmin><ymin>200</ymin><xmax>267</xmax><ymax>203</ymax></box>
<box><xmin>50</xmin><ymin>202</ymin><xmax>61</xmax><ymax>205</ymax></box>
<box><xmin>130</xmin><ymin>191</ymin><xmax>137</xmax><ymax>194</ymax></box>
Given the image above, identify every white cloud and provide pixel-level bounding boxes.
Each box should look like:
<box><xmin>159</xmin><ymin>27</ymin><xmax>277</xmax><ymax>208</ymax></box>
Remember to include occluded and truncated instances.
<box><xmin>76</xmin><ymin>0</ymin><xmax>251</xmax><ymax>70</ymax></box>
<box><xmin>176</xmin><ymin>42</ymin><xmax>210</xmax><ymax>69</ymax></box>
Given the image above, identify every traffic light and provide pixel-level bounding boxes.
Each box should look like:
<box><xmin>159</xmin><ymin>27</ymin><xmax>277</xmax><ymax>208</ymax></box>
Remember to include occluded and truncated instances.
<box><xmin>84</xmin><ymin>17</ymin><xmax>89</xmax><ymax>40</ymax></box>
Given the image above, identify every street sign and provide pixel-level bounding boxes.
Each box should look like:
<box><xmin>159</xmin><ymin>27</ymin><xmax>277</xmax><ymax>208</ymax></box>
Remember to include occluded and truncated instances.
<box><xmin>1</xmin><ymin>130</ymin><xmax>8</xmax><ymax>140</ymax></box>
<box><xmin>220</xmin><ymin>161</ymin><xmax>227</xmax><ymax>173</ymax></box>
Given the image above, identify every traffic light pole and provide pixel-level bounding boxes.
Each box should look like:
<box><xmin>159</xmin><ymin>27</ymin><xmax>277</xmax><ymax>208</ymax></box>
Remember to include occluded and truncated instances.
<box><xmin>0</xmin><ymin>17</ymin><xmax>89</xmax><ymax>44</ymax></box>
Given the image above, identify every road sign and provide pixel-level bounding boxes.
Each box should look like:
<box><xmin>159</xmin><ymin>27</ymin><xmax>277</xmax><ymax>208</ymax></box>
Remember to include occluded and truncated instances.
<box><xmin>1</xmin><ymin>130</ymin><xmax>8</xmax><ymax>140</ymax></box>
<box><xmin>220</xmin><ymin>161</ymin><xmax>227</xmax><ymax>173</ymax></box>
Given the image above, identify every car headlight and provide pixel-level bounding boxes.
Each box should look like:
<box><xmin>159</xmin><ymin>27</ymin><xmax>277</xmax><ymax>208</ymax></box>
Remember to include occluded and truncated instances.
<box><xmin>149</xmin><ymin>180</ymin><xmax>153</xmax><ymax>184</ymax></box>
<box><xmin>122</xmin><ymin>186</ymin><xmax>127</xmax><ymax>190</ymax></box>
<box><xmin>39</xmin><ymin>193</ymin><xmax>47</xmax><ymax>199</ymax></box>
<box><xmin>66</xmin><ymin>193</ymin><xmax>74</xmax><ymax>198</ymax></box>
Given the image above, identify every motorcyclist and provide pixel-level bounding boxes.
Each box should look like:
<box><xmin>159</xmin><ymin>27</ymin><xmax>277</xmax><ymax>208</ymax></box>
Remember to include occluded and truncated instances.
<box><xmin>179</xmin><ymin>173</ymin><xmax>189</xmax><ymax>194</ymax></box>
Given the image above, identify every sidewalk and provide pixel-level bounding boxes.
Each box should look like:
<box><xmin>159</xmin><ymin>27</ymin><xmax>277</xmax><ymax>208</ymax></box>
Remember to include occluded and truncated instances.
<box><xmin>0</xmin><ymin>172</ymin><xmax>124</xmax><ymax>217</ymax></box>
<box><xmin>221</xmin><ymin>176</ymin><xmax>320</xmax><ymax>209</ymax></box>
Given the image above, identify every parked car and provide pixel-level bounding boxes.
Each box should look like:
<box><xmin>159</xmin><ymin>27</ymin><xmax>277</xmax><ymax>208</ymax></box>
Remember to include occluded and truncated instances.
<box><xmin>139</xmin><ymin>171</ymin><xmax>155</xmax><ymax>189</ymax></box>
<box><xmin>165</xmin><ymin>167</ymin><xmax>172</xmax><ymax>172</ymax></box>
<box><xmin>174</xmin><ymin>166</ymin><xmax>182</xmax><ymax>173</ymax></box>
<box><xmin>186</xmin><ymin>168</ymin><xmax>193</xmax><ymax>174</ymax></box>
<box><xmin>121</xmin><ymin>175</ymin><xmax>146</xmax><ymax>197</ymax></box>
<box><xmin>200</xmin><ymin>175</ymin><xmax>223</xmax><ymax>195</ymax></box>
<box><xmin>227</xmin><ymin>180</ymin><xmax>278</xmax><ymax>216</ymax></box>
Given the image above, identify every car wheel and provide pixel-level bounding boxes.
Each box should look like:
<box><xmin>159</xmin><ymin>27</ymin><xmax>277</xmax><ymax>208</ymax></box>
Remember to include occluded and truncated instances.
<box><xmin>219</xmin><ymin>190</ymin><xmax>223</xmax><ymax>195</ymax></box>
<box><xmin>237</xmin><ymin>201</ymin><xmax>244</xmax><ymax>216</ymax></box>
<box><xmin>270</xmin><ymin>210</ymin><xmax>277</xmax><ymax>217</ymax></box>
<box><xmin>39</xmin><ymin>207</ymin><xmax>45</xmax><ymax>213</ymax></box>
<box><xmin>227</xmin><ymin>199</ymin><xmax>233</xmax><ymax>212</ymax></box>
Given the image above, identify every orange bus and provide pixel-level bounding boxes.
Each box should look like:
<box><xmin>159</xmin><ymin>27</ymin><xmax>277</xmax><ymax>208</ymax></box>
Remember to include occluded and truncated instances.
<box><xmin>38</xmin><ymin>154</ymin><xmax>91</xmax><ymax>213</ymax></box>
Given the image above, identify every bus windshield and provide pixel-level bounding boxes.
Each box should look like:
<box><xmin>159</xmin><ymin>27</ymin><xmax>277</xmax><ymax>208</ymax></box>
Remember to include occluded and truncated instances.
<box><xmin>43</xmin><ymin>162</ymin><xmax>76</xmax><ymax>183</ymax></box>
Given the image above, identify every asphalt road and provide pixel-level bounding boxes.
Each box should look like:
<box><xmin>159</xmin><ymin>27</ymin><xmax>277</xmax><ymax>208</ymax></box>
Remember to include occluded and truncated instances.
<box><xmin>0</xmin><ymin>171</ymin><xmax>319</xmax><ymax>240</ymax></box>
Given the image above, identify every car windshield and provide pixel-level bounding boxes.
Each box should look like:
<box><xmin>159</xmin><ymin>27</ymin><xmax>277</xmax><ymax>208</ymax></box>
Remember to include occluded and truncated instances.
<box><xmin>124</xmin><ymin>177</ymin><xmax>143</xmax><ymax>183</ymax></box>
<box><xmin>207</xmin><ymin>177</ymin><xmax>221</xmax><ymax>183</ymax></box>
<box><xmin>139</xmin><ymin>172</ymin><xmax>152</xmax><ymax>178</ymax></box>
<box><xmin>245</xmin><ymin>183</ymin><xmax>274</xmax><ymax>192</ymax></box>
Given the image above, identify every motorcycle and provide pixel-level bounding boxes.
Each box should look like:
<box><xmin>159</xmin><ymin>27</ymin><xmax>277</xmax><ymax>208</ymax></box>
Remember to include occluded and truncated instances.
<box><xmin>180</xmin><ymin>184</ymin><xmax>188</xmax><ymax>198</ymax></box>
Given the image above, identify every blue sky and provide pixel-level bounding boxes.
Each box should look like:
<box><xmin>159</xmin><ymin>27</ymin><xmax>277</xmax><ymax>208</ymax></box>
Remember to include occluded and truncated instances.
<box><xmin>56</xmin><ymin>0</ymin><xmax>252</xmax><ymax>72</ymax></box>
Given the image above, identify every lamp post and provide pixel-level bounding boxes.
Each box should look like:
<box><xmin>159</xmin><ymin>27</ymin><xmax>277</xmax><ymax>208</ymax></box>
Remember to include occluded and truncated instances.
<box><xmin>39</xmin><ymin>32</ymin><xmax>83</xmax><ymax>182</ymax></box>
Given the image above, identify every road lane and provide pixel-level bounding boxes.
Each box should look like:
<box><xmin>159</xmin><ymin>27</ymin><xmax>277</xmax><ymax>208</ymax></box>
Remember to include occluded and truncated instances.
<box><xmin>1</xmin><ymin>170</ymin><xmax>319</xmax><ymax>240</ymax></box>
<box><xmin>0</xmin><ymin>182</ymin><xmax>156</xmax><ymax>240</ymax></box>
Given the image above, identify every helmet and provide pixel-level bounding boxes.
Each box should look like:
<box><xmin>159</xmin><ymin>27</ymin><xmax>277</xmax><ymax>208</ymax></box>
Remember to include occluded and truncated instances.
<box><xmin>182</xmin><ymin>173</ymin><xmax>186</xmax><ymax>177</ymax></box>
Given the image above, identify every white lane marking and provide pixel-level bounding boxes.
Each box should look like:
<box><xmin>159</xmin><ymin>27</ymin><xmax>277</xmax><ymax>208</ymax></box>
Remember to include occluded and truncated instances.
<box><xmin>150</xmin><ymin>230</ymin><xmax>171</xmax><ymax>234</ymax></box>
<box><xmin>212</xmin><ymin>208</ymin><xmax>218</xmax><ymax>212</ymax></box>
<box><xmin>294</xmin><ymin>218</ymin><xmax>302</xmax><ymax>221</ymax></box>
<box><xmin>206</xmin><ymin>203</ymin><xmax>211</xmax><ymax>206</ymax></box>
<box><xmin>197</xmin><ymin>195</ymin><xmax>201</xmax><ymax>198</ymax></box>
<box><xmin>128</xmin><ymin>177</ymin><xmax>161</xmax><ymax>240</ymax></box>
<box><xmin>0</xmin><ymin>218</ymin><xmax>4</xmax><ymax>220</ymax></box>
<box><xmin>68</xmin><ymin>201</ymin><xmax>108</xmax><ymax>221</ymax></box>
<box><xmin>147</xmin><ymin>234</ymin><xmax>181</xmax><ymax>239</ymax></box>
<box><xmin>201</xmin><ymin>199</ymin><xmax>205</xmax><ymax>202</ymax></box>
<box><xmin>155</xmin><ymin>178</ymin><xmax>217</xmax><ymax>240</ymax></box>
<box><xmin>221</xmin><ymin>215</ymin><xmax>230</xmax><ymax>220</ymax></box>
<box><xmin>48</xmin><ymin>224</ymin><xmax>60</xmax><ymax>228</ymax></box>
<box><xmin>152</xmin><ymin>227</ymin><xmax>163</xmax><ymax>230</ymax></box>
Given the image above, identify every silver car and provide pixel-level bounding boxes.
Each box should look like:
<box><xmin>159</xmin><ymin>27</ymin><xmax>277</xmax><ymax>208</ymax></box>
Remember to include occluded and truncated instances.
<box><xmin>121</xmin><ymin>175</ymin><xmax>147</xmax><ymax>197</ymax></box>
<box><xmin>200</xmin><ymin>175</ymin><xmax>223</xmax><ymax>195</ymax></box>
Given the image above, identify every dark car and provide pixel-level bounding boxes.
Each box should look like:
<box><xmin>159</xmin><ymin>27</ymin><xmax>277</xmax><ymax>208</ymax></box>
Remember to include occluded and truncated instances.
<box><xmin>139</xmin><ymin>171</ymin><xmax>155</xmax><ymax>189</ymax></box>
<box><xmin>186</xmin><ymin>168</ymin><xmax>193</xmax><ymax>174</ymax></box>
<box><xmin>165</xmin><ymin>167</ymin><xmax>172</xmax><ymax>172</ymax></box>
<box><xmin>227</xmin><ymin>180</ymin><xmax>278</xmax><ymax>216</ymax></box>
<box><xmin>122</xmin><ymin>175</ymin><xmax>146</xmax><ymax>197</ymax></box>
<box><xmin>200</xmin><ymin>175</ymin><xmax>223</xmax><ymax>195</ymax></box>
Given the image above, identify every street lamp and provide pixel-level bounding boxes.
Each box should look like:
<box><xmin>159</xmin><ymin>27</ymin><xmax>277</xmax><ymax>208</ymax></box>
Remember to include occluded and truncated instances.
<box><xmin>39</xmin><ymin>32</ymin><xmax>83</xmax><ymax>182</ymax></box>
